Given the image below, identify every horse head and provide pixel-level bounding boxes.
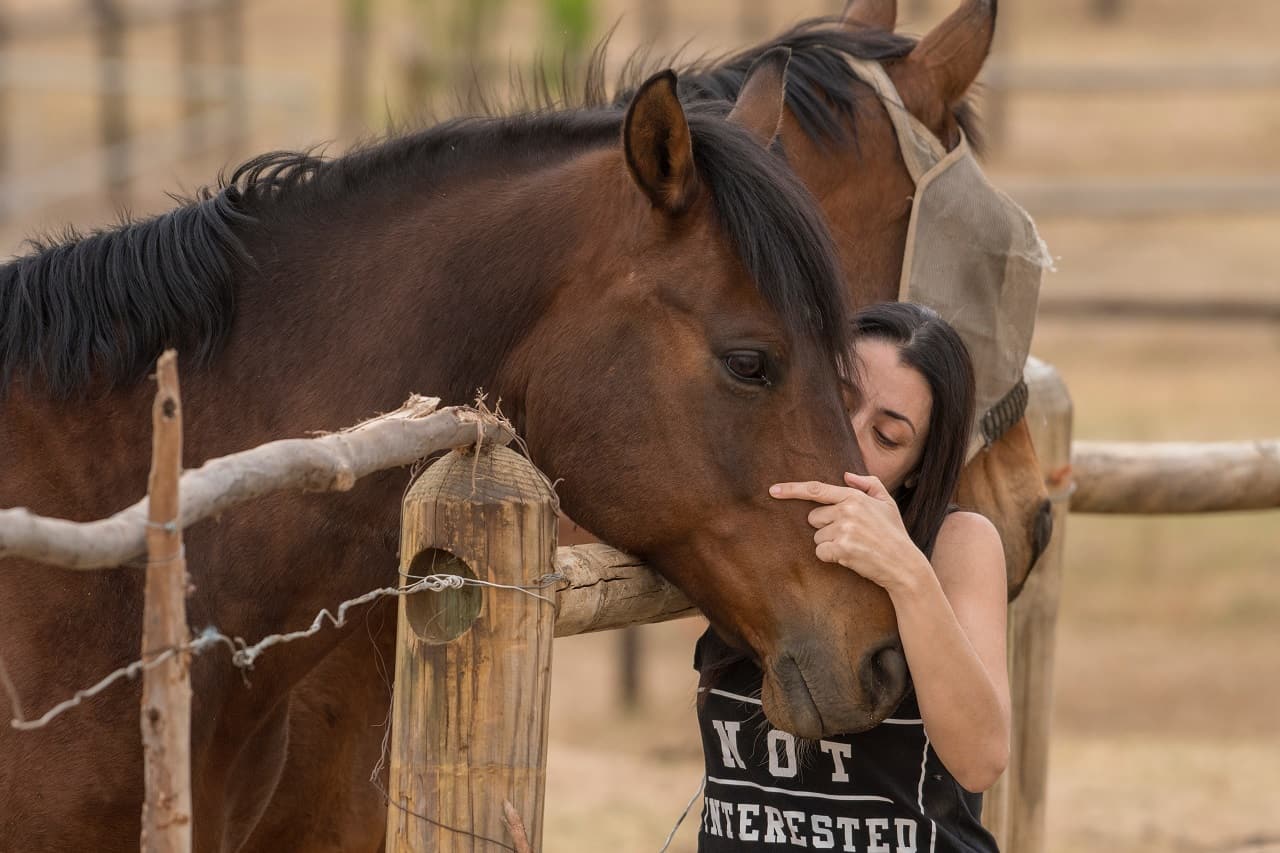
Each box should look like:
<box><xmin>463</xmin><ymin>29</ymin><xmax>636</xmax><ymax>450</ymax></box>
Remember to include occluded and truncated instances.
<box><xmin>509</xmin><ymin>54</ymin><xmax>907</xmax><ymax>736</ymax></box>
<box><xmin>663</xmin><ymin>0</ymin><xmax>1053</xmax><ymax>594</ymax></box>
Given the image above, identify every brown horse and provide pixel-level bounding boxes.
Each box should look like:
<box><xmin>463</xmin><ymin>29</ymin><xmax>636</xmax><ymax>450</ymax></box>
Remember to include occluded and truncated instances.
<box><xmin>633</xmin><ymin>0</ymin><xmax>1054</xmax><ymax>597</ymax></box>
<box><xmin>252</xmin><ymin>6</ymin><xmax>1053</xmax><ymax>851</ymax></box>
<box><xmin>0</xmin><ymin>61</ymin><xmax>905</xmax><ymax>849</ymax></box>
<box><xmin>247</xmin><ymin>8</ymin><xmax>1052</xmax><ymax>851</ymax></box>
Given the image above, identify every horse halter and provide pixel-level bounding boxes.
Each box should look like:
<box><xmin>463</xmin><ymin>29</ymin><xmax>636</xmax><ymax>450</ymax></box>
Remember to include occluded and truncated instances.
<box><xmin>844</xmin><ymin>58</ymin><xmax>1053</xmax><ymax>461</ymax></box>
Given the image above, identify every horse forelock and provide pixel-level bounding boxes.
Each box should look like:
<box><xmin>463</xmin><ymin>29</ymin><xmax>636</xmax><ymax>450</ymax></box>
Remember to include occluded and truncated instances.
<box><xmin>684</xmin><ymin>106</ymin><xmax>852</xmax><ymax>381</ymax></box>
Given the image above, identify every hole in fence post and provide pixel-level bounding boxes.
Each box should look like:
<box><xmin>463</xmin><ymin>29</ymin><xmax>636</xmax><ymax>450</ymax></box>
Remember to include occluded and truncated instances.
<box><xmin>404</xmin><ymin>548</ymin><xmax>482</xmax><ymax>644</ymax></box>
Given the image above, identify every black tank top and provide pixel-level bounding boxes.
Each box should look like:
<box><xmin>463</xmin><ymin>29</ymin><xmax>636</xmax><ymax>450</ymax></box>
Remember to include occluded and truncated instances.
<box><xmin>694</xmin><ymin>629</ymin><xmax>998</xmax><ymax>852</ymax></box>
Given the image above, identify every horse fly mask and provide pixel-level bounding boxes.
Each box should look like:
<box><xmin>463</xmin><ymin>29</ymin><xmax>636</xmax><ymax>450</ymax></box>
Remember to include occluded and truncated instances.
<box><xmin>845</xmin><ymin>58</ymin><xmax>1054</xmax><ymax>461</ymax></box>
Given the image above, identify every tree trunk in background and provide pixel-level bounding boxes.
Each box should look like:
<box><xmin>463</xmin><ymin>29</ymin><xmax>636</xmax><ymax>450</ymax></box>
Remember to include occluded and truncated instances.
<box><xmin>176</xmin><ymin>0</ymin><xmax>205</xmax><ymax>157</ymax></box>
<box><xmin>640</xmin><ymin>0</ymin><xmax>668</xmax><ymax>47</ymax></box>
<box><xmin>1092</xmin><ymin>0</ymin><xmax>1123</xmax><ymax>22</ymax></box>
<box><xmin>218</xmin><ymin>0</ymin><xmax>246</xmax><ymax>160</ymax></box>
<box><xmin>338</xmin><ymin>0</ymin><xmax>372</xmax><ymax>139</ymax></box>
<box><xmin>90</xmin><ymin>0</ymin><xmax>129</xmax><ymax>209</ymax></box>
<box><xmin>618</xmin><ymin>625</ymin><xmax>641</xmax><ymax>712</ymax></box>
<box><xmin>739</xmin><ymin>0</ymin><xmax>768</xmax><ymax>38</ymax></box>
<box><xmin>451</xmin><ymin>0</ymin><xmax>503</xmax><ymax>113</ymax></box>
<box><xmin>0</xmin><ymin>2</ymin><xmax>10</xmax><ymax>221</ymax></box>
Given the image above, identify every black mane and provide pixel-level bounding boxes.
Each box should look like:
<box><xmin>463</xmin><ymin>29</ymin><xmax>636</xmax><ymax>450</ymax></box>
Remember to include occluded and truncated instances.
<box><xmin>607</xmin><ymin>16</ymin><xmax>982</xmax><ymax>153</ymax></box>
<box><xmin>1</xmin><ymin>101</ymin><xmax>850</xmax><ymax>396</ymax></box>
<box><xmin>0</xmin><ymin>194</ymin><xmax>253</xmax><ymax>397</ymax></box>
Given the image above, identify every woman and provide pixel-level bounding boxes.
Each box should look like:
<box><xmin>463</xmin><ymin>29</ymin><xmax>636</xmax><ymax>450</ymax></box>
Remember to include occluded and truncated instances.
<box><xmin>694</xmin><ymin>302</ymin><xmax>1009</xmax><ymax>853</ymax></box>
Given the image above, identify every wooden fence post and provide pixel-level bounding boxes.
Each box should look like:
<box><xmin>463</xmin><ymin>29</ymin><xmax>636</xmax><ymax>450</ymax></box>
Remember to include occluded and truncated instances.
<box><xmin>140</xmin><ymin>351</ymin><xmax>192</xmax><ymax>853</ymax></box>
<box><xmin>386</xmin><ymin>444</ymin><xmax>558</xmax><ymax>852</ymax></box>
<box><xmin>983</xmin><ymin>357</ymin><xmax>1073</xmax><ymax>851</ymax></box>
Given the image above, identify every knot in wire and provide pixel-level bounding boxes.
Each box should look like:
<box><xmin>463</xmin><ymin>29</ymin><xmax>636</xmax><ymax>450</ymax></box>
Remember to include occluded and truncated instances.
<box><xmin>420</xmin><ymin>573</ymin><xmax>466</xmax><ymax>591</ymax></box>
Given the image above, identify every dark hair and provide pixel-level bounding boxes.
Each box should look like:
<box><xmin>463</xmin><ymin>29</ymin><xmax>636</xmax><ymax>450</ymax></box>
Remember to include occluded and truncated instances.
<box><xmin>852</xmin><ymin>302</ymin><xmax>975</xmax><ymax>558</ymax></box>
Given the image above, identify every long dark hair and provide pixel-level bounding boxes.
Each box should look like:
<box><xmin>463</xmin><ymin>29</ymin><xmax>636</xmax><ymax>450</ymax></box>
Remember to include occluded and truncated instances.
<box><xmin>852</xmin><ymin>302</ymin><xmax>975</xmax><ymax>558</ymax></box>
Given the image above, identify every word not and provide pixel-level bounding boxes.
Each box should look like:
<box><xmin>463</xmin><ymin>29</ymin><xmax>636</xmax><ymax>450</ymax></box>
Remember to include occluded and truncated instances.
<box><xmin>711</xmin><ymin>719</ymin><xmax>855</xmax><ymax>782</ymax></box>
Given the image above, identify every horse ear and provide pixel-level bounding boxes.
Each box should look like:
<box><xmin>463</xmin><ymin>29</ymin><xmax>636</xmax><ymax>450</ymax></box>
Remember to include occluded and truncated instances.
<box><xmin>841</xmin><ymin>0</ymin><xmax>897</xmax><ymax>31</ymax></box>
<box><xmin>898</xmin><ymin>0</ymin><xmax>996</xmax><ymax>121</ymax></box>
<box><xmin>726</xmin><ymin>47</ymin><xmax>791</xmax><ymax>146</ymax></box>
<box><xmin>623</xmin><ymin>70</ymin><xmax>699</xmax><ymax>215</ymax></box>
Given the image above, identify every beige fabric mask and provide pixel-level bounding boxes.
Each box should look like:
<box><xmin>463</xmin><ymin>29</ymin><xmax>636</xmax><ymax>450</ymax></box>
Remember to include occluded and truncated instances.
<box><xmin>845</xmin><ymin>59</ymin><xmax>1053</xmax><ymax>461</ymax></box>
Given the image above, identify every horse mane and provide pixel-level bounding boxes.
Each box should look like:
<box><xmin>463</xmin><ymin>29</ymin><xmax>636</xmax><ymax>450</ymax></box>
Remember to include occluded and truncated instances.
<box><xmin>0</xmin><ymin>193</ymin><xmax>253</xmax><ymax>397</ymax></box>
<box><xmin>1</xmin><ymin>101</ymin><xmax>851</xmax><ymax>397</ymax></box>
<box><xmin>598</xmin><ymin>15</ymin><xmax>983</xmax><ymax>154</ymax></box>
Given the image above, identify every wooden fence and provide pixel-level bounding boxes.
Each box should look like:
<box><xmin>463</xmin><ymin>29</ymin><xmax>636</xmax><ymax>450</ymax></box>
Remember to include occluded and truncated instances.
<box><xmin>979</xmin><ymin>51</ymin><xmax>1280</xmax><ymax>217</ymax></box>
<box><xmin>3</xmin><ymin>355</ymin><xmax>1278</xmax><ymax>852</ymax></box>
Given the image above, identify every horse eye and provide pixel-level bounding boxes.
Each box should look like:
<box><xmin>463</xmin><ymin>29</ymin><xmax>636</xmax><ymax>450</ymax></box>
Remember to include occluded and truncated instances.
<box><xmin>723</xmin><ymin>350</ymin><xmax>769</xmax><ymax>385</ymax></box>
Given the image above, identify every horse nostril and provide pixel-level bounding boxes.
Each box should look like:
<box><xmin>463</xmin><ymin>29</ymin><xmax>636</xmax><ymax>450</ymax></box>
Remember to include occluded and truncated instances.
<box><xmin>861</xmin><ymin>642</ymin><xmax>908</xmax><ymax>718</ymax></box>
<box><xmin>1030</xmin><ymin>499</ymin><xmax>1054</xmax><ymax>566</ymax></box>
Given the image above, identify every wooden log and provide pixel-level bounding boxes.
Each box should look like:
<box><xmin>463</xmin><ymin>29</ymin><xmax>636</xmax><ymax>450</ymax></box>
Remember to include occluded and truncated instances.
<box><xmin>983</xmin><ymin>357</ymin><xmax>1073</xmax><ymax>852</ymax></box>
<box><xmin>551</xmin><ymin>543</ymin><xmax>696</xmax><ymax>637</ymax></box>
<box><xmin>386</xmin><ymin>445</ymin><xmax>558</xmax><ymax>852</ymax></box>
<box><xmin>1071</xmin><ymin>440</ymin><xmax>1280</xmax><ymax>513</ymax></box>
<box><xmin>140</xmin><ymin>351</ymin><xmax>192</xmax><ymax>853</ymax></box>
<box><xmin>0</xmin><ymin>397</ymin><xmax>511</xmax><ymax>570</ymax></box>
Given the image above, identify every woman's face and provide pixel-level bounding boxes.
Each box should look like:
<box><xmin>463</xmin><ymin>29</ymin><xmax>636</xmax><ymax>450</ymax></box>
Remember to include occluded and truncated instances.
<box><xmin>849</xmin><ymin>339</ymin><xmax>933</xmax><ymax>493</ymax></box>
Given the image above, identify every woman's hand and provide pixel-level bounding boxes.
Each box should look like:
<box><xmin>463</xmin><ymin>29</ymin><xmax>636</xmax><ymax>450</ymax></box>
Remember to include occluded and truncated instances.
<box><xmin>770</xmin><ymin>472</ymin><xmax>930</xmax><ymax>595</ymax></box>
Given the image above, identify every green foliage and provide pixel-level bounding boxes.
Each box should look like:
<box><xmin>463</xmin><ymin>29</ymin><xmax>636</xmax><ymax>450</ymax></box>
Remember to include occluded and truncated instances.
<box><xmin>546</xmin><ymin>0</ymin><xmax>594</xmax><ymax>54</ymax></box>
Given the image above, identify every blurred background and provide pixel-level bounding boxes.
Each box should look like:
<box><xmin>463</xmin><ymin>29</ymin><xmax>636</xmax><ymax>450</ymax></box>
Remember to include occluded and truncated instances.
<box><xmin>2</xmin><ymin>1</ymin><xmax>1276</xmax><ymax>851</ymax></box>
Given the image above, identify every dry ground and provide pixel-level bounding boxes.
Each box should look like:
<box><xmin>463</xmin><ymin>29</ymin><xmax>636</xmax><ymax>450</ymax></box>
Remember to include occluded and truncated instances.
<box><xmin>2</xmin><ymin>1</ymin><xmax>1277</xmax><ymax>851</ymax></box>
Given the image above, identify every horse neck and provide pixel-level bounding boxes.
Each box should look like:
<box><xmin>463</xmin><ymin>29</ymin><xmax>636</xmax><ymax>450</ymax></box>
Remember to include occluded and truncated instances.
<box><xmin>220</xmin><ymin>138</ymin><xmax>620</xmax><ymax>433</ymax></box>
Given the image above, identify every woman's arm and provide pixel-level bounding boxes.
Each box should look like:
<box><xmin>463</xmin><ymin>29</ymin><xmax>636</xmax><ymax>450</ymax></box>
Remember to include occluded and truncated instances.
<box><xmin>890</xmin><ymin>510</ymin><xmax>1010</xmax><ymax>793</ymax></box>
<box><xmin>769</xmin><ymin>477</ymin><xmax>1011</xmax><ymax>792</ymax></box>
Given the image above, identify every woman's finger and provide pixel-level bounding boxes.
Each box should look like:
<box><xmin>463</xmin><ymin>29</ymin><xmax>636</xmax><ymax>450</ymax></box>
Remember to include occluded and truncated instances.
<box><xmin>807</xmin><ymin>505</ymin><xmax>840</xmax><ymax>528</ymax></box>
<box><xmin>813</xmin><ymin>524</ymin><xmax>840</xmax><ymax>545</ymax></box>
<box><xmin>770</xmin><ymin>481</ymin><xmax>854</xmax><ymax>505</ymax></box>
<box><xmin>814</xmin><ymin>541</ymin><xmax>843</xmax><ymax>565</ymax></box>
<box><xmin>843</xmin><ymin>471</ymin><xmax>893</xmax><ymax>501</ymax></box>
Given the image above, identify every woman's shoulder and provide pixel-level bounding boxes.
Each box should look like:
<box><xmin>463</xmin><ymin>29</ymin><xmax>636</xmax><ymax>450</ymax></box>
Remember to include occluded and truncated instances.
<box><xmin>937</xmin><ymin>509</ymin><xmax>1001</xmax><ymax>547</ymax></box>
<box><xmin>932</xmin><ymin>510</ymin><xmax>1004</xmax><ymax>588</ymax></box>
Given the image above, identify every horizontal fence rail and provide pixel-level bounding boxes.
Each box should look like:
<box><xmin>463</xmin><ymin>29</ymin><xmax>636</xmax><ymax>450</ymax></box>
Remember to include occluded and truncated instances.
<box><xmin>983</xmin><ymin>57</ymin><xmax>1280</xmax><ymax>94</ymax></box>
<box><xmin>1071</xmin><ymin>439</ymin><xmax>1280</xmax><ymax>513</ymax></box>
<box><xmin>1037</xmin><ymin>296</ymin><xmax>1280</xmax><ymax>324</ymax></box>
<box><xmin>1000</xmin><ymin>174</ymin><xmax>1280</xmax><ymax>218</ymax></box>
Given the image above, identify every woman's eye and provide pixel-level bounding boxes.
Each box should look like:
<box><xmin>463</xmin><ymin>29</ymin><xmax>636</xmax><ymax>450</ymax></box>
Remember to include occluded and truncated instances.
<box><xmin>723</xmin><ymin>351</ymin><xmax>769</xmax><ymax>385</ymax></box>
<box><xmin>874</xmin><ymin>428</ymin><xmax>900</xmax><ymax>449</ymax></box>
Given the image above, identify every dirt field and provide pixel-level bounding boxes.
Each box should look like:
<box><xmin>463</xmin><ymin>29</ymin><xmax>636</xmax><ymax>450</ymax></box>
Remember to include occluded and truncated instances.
<box><xmin>2</xmin><ymin>1</ymin><xmax>1277</xmax><ymax>851</ymax></box>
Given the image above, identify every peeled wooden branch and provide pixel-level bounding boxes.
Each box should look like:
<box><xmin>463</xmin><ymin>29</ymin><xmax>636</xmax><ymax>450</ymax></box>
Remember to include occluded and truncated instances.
<box><xmin>0</xmin><ymin>396</ymin><xmax>511</xmax><ymax>570</ymax></box>
<box><xmin>1071</xmin><ymin>439</ymin><xmax>1280</xmax><ymax>513</ymax></box>
<box><xmin>552</xmin><ymin>543</ymin><xmax>696</xmax><ymax>637</ymax></box>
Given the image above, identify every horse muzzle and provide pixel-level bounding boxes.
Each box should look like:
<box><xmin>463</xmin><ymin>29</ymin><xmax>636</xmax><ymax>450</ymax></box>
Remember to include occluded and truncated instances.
<box><xmin>761</xmin><ymin>640</ymin><xmax>908</xmax><ymax>738</ymax></box>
